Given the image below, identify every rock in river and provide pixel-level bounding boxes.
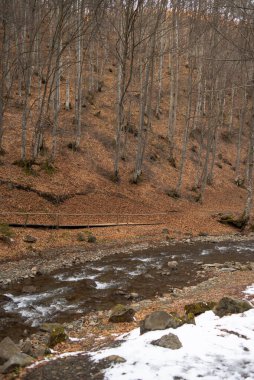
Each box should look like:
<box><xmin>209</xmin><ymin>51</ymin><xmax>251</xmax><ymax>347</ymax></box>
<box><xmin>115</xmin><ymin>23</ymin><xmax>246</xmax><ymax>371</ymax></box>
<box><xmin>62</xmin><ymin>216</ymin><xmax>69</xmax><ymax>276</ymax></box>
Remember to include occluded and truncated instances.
<box><xmin>167</xmin><ymin>261</ymin><xmax>178</xmax><ymax>270</ymax></box>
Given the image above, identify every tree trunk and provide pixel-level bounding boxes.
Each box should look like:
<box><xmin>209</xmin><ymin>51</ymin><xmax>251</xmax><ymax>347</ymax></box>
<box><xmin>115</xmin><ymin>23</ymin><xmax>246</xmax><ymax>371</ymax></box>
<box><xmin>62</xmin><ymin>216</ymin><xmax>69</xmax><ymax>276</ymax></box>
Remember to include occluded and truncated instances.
<box><xmin>75</xmin><ymin>0</ymin><xmax>83</xmax><ymax>148</ymax></box>
<box><xmin>168</xmin><ymin>4</ymin><xmax>179</xmax><ymax>164</ymax></box>
<box><xmin>235</xmin><ymin>88</ymin><xmax>247</xmax><ymax>179</ymax></box>
<box><xmin>242</xmin><ymin>107</ymin><xmax>254</xmax><ymax>224</ymax></box>
<box><xmin>176</xmin><ymin>64</ymin><xmax>193</xmax><ymax>196</ymax></box>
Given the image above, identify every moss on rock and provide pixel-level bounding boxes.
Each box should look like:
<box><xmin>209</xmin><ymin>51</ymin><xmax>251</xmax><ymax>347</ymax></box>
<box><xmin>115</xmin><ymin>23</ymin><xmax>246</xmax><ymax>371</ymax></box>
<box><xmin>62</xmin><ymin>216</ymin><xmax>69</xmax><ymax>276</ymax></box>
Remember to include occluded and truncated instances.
<box><xmin>184</xmin><ymin>301</ymin><xmax>216</xmax><ymax>316</ymax></box>
<box><xmin>218</xmin><ymin>213</ymin><xmax>245</xmax><ymax>229</ymax></box>
<box><xmin>213</xmin><ymin>297</ymin><xmax>252</xmax><ymax>317</ymax></box>
<box><xmin>47</xmin><ymin>326</ymin><xmax>68</xmax><ymax>348</ymax></box>
<box><xmin>109</xmin><ymin>304</ymin><xmax>135</xmax><ymax>323</ymax></box>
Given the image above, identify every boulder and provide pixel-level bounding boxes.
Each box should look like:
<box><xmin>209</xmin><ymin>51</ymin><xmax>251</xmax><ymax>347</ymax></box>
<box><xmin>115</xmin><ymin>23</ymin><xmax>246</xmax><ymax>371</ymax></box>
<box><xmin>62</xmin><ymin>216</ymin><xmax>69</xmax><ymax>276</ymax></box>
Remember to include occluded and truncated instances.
<box><xmin>144</xmin><ymin>274</ymin><xmax>153</xmax><ymax>280</ymax></box>
<box><xmin>22</xmin><ymin>286</ymin><xmax>37</xmax><ymax>293</ymax></box>
<box><xmin>181</xmin><ymin>313</ymin><xmax>195</xmax><ymax>325</ymax></box>
<box><xmin>39</xmin><ymin>324</ymin><xmax>67</xmax><ymax>348</ymax></box>
<box><xmin>140</xmin><ymin>311</ymin><xmax>186</xmax><ymax>335</ymax></box>
<box><xmin>109</xmin><ymin>304</ymin><xmax>135</xmax><ymax>323</ymax></box>
<box><xmin>167</xmin><ymin>261</ymin><xmax>178</xmax><ymax>270</ymax></box>
<box><xmin>31</xmin><ymin>266</ymin><xmax>39</xmax><ymax>275</ymax></box>
<box><xmin>0</xmin><ymin>294</ymin><xmax>11</xmax><ymax>305</ymax></box>
<box><xmin>20</xmin><ymin>339</ymin><xmax>33</xmax><ymax>356</ymax></box>
<box><xmin>94</xmin><ymin>110</ymin><xmax>101</xmax><ymax>117</ymax></box>
<box><xmin>218</xmin><ymin>213</ymin><xmax>245</xmax><ymax>229</ymax></box>
<box><xmin>23</xmin><ymin>235</ymin><xmax>37</xmax><ymax>243</ymax></box>
<box><xmin>140</xmin><ymin>311</ymin><xmax>195</xmax><ymax>334</ymax></box>
<box><xmin>32</xmin><ymin>346</ymin><xmax>48</xmax><ymax>358</ymax></box>
<box><xmin>0</xmin><ymin>235</ymin><xmax>13</xmax><ymax>244</ymax></box>
<box><xmin>0</xmin><ymin>353</ymin><xmax>33</xmax><ymax>374</ymax></box>
<box><xmin>214</xmin><ymin>297</ymin><xmax>252</xmax><ymax>317</ymax></box>
<box><xmin>0</xmin><ymin>337</ymin><xmax>20</xmax><ymax>365</ymax></box>
<box><xmin>151</xmin><ymin>333</ymin><xmax>182</xmax><ymax>350</ymax></box>
<box><xmin>140</xmin><ymin>311</ymin><xmax>171</xmax><ymax>334</ymax></box>
<box><xmin>104</xmin><ymin>355</ymin><xmax>126</xmax><ymax>364</ymax></box>
<box><xmin>125</xmin><ymin>292</ymin><xmax>140</xmax><ymax>300</ymax></box>
<box><xmin>114</xmin><ymin>289</ymin><xmax>127</xmax><ymax>296</ymax></box>
<box><xmin>161</xmin><ymin>270</ymin><xmax>171</xmax><ymax>276</ymax></box>
<box><xmin>184</xmin><ymin>301</ymin><xmax>216</xmax><ymax>316</ymax></box>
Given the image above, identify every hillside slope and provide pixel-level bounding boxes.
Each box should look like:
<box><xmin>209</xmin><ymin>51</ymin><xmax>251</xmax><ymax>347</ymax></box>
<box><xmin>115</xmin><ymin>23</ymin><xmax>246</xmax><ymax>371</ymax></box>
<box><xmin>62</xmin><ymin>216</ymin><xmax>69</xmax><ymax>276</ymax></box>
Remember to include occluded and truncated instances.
<box><xmin>0</xmin><ymin>55</ymin><xmax>249</xmax><ymax>260</ymax></box>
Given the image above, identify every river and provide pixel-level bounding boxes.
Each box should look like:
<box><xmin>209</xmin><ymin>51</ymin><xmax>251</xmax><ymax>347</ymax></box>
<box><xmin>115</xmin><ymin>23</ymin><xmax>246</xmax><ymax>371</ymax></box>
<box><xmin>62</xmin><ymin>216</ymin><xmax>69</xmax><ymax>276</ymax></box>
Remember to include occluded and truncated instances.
<box><xmin>1</xmin><ymin>239</ymin><xmax>254</xmax><ymax>342</ymax></box>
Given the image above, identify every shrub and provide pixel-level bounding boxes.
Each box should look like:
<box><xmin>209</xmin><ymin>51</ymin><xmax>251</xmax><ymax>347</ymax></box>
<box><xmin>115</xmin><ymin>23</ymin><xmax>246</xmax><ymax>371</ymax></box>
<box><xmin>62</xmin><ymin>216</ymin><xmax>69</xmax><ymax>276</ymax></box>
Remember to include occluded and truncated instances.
<box><xmin>77</xmin><ymin>232</ymin><xmax>86</xmax><ymax>242</ymax></box>
<box><xmin>0</xmin><ymin>223</ymin><xmax>14</xmax><ymax>243</ymax></box>
<box><xmin>87</xmin><ymin>234</ymin><xmax>96</xmax><ymax>243</ymax></box>
<box><xmin>41</xmin><ymin>161</ymin><xmax>56</xmax><ymax>175</ymax></box>
<box><xmin>13</xmin><ymin>159</ymin><xmax>36</xmax><ymax>175</ymax></box>
<box><xmin>110</xmin><ymin>173</ymin><xmax>120</xmax><ymax>183</ymax></box>
<box><xmin>166</xmin><ymin>189</ymin><xmax>180</xmax><ymax>199</ymax></box>
<box><xmin>221</xmin><ymin>130</ymin><xmax>233</xmax><ymax>143</ymax></box>
<box><xmin>67</xmin><ymin>142</ymin><xmax>80</xmax><ymax>152</ymax></box>
<box><xmin>0</xmin><ymin>223</ymin><xmax>13</xmax><ymax>238</ymax></box>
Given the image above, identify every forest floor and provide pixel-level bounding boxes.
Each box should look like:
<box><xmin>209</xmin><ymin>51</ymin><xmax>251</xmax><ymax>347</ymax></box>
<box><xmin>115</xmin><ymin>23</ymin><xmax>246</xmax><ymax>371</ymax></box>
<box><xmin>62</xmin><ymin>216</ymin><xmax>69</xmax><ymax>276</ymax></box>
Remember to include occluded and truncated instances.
<box><xmin>0</xmin><ymin>190</ymin><xmax>246</xmax><ymax>264</ymax></box>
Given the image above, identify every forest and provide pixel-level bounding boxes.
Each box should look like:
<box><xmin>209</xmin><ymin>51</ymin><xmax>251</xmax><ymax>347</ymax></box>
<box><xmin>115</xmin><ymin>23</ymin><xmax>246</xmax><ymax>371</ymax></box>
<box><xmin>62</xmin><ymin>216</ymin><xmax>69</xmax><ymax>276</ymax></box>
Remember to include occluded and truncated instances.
<box><xmin>0</xmin><ymin>0</ymin><xmax>254</xmax><ymax>223</ymax></box>
<box><xmin>1</xmin><ymin>2</ymin><xmax>254</xmax><ymax>379</ymax></box>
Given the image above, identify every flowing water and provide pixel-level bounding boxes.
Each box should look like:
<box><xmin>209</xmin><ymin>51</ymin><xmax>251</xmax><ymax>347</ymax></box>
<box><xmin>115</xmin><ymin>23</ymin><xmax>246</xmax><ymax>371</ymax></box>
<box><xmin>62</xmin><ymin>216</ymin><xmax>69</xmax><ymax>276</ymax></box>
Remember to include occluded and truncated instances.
<box><xmin>1</xmin><ymin>240</ymin><xmax>254</xmax><ymax>342</ymax></box>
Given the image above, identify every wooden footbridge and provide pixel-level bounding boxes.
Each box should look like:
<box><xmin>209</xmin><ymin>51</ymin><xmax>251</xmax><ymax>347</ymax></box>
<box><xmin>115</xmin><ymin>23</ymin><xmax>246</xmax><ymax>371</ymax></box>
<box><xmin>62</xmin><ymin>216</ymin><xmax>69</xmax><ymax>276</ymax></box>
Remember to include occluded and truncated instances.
<box><xmin>0</xmin><ymin>211</ymin><xmax>174</xmax><ymax>229</ymax></box>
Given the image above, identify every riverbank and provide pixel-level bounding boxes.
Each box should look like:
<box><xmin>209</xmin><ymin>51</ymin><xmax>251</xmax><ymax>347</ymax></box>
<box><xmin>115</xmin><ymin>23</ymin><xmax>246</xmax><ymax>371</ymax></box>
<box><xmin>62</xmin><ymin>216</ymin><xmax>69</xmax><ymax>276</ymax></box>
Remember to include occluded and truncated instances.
<box><xmin>0</xmin><ymin>228</ymin><xmax>253</xmax><ymax>286</ymax></box>
<box><xmin>19</xmin><ymin>268</ymin><xmax>254</xmax><ymax>380</ymax></box>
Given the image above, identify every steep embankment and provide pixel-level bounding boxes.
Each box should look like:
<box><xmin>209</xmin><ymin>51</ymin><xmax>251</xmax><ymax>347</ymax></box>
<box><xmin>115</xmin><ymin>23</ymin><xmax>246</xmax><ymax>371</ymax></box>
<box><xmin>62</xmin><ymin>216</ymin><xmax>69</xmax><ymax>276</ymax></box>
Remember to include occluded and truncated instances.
<box><xmin>0</xmin><ymin>60</ymin><xmax>248</xmax><ymax>260</ymax></box>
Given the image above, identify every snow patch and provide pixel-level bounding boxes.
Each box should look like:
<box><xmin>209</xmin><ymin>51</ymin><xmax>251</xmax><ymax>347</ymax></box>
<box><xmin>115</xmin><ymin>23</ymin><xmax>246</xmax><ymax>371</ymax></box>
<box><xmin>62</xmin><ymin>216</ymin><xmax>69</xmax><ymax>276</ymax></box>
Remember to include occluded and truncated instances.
<box><xmin>243</xmin><ymin>284</ymin><xmax>254</xmax><ymax>295</ymax></box>
<box><xmin>91</xmin><ymin>308</ymin><xmax>254</xmax><ymax>379</ymax></box>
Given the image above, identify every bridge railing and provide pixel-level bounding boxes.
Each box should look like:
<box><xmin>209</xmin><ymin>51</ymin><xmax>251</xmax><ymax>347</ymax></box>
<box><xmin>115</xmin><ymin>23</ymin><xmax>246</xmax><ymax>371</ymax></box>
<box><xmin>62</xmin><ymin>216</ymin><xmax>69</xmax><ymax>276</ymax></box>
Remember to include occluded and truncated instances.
<box><xmin>0</xmin><ymin>211</ymin><xmax>171</xmax><ymax>228</ymax></box>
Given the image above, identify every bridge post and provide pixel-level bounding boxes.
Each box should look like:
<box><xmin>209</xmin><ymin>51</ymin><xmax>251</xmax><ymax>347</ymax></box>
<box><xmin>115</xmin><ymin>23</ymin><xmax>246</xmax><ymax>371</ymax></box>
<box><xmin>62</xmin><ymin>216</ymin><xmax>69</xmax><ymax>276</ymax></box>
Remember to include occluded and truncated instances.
<box><xmin>24</xmin><ymin>214</ymin><xmax>29</xmax><ymax>227</ymax></box>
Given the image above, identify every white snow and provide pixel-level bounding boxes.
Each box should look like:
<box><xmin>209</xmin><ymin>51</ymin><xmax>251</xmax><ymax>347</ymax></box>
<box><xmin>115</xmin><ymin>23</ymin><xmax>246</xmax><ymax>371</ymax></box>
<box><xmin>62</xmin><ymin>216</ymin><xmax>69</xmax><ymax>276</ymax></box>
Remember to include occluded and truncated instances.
<box><xmin>92</xmin><ymin>299</ymin><xmax>254</xmax><ymax>379</ymax></box>
<box><xmin>27</xmin><ymin>350</ymin><xmax>85</xmax><ymax>369</ymax></box>
<box><xmin>243</xmin><ymin>284</ymin><xmax>254</xmax><ymax>296</ymax></box>
<box><xmin>25</xmin><ymin>283</ymin><xmax>254</xmax><ymax>379</ymax></box>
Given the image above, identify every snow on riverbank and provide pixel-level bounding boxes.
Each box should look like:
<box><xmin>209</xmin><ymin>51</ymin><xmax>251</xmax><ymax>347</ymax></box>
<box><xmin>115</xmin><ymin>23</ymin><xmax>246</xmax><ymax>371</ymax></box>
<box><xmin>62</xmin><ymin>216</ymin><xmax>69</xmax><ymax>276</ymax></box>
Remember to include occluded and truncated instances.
<box><xmin>91</xmin><ymin>285</ymin><xmax>254</xmax><ymax>380</ymax></box>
